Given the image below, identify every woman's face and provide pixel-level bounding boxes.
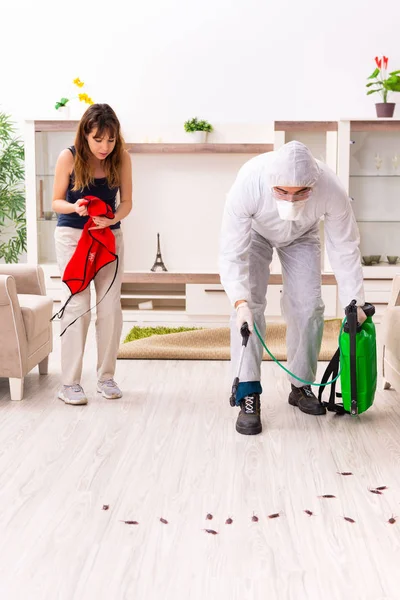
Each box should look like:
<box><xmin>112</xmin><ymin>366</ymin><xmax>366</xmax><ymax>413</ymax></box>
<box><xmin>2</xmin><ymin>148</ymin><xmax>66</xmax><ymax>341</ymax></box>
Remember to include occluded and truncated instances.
<box><xmin>87</xmin><ymin>128</ymin><xmax>116</xmax><ymax>161</ymax></box>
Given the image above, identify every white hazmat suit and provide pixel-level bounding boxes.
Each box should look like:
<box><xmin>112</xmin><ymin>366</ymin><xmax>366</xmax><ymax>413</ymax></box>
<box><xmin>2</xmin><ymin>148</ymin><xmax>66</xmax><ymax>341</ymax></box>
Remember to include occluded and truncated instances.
<box><xmin>219</xmin><ymin>141</ymin><xmax>365</xmax><ymax>388</ymax></box>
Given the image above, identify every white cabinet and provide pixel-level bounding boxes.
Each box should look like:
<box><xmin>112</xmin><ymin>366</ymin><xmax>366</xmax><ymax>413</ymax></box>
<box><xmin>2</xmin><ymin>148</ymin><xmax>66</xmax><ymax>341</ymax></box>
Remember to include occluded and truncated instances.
<box><xmin>186</xmin><ymin>283</ymin><xmax>338</xmax><ymax>318</ymax></box>
<box><xmin>337</xmin><ymin>119</ymin><xmax>400</xmax><ymax>316</ymax></box>
<box><xmin>25</xmin><ymin>120</ymin><xmax>76</xmax><ymax>265</ymax></box>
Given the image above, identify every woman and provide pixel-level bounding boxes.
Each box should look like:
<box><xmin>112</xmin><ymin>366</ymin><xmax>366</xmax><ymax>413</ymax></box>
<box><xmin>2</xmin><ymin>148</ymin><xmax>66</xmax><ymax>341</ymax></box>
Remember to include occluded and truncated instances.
<box><xmin>52</xmin><ymin>103</ymin><xmax>132</xmax><ymax>405</ymax></box>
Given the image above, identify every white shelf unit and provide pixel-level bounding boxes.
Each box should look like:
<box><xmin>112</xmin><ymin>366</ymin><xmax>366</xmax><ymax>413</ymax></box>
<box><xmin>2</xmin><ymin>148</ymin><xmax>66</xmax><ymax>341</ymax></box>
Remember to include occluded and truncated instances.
<box><xmin>337</xmin><ymin>119</ymin><xmax>400</xmax><ymax>317</ymax></box>
<box><xmin>27</xmin><ymin>119</ymin><xmax>400</xmax><ymax>322</ymax></box>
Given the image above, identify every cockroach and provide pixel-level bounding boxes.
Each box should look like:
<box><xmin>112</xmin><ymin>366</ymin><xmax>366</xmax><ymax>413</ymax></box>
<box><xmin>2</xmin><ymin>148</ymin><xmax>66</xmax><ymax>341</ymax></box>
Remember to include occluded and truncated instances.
<box><xmin>304</xmin><ymin>510</ymin><xmax>314</xmax><ymax>517</ymax></box>
<box><xmin>225</xmin><ymin>518</ymin><xmax>233</xmax><ymax>525</ymax></box>
<box><xmin>337</xmin><ymin>472</ymin><xmax>353</xmax><ymax>476</ymax></box>
<box><xmin>388</xmin><ymin>515</ymin><xmax>397</xmax><ymax>525</ymax></box>
<box><xmin>251</xmin><ymin>513</ymin><xmax>259</xmax><ymax>522</ymax></box>
<box><xmin>120</xmin><ymin>520</ymin><xmax>139</xmax><ymax>525</ymax></box>
<box><xmin>368</xmin><ymin>488</ymin><xmax>383</xmax><ymax>495</ymax></box>
<box><xmin>204</xmin><ymin>528</ymin><xmax>218</xmax><ymax>535</ymax></box>
<box><xmin>102</xmin><ymin>505</ymin><xmax>110</xmax><ymax>511</ymax></box>
<box><xmin>376</xmin><ymin>486</ymin><xmax>388</xmax><ymax>491</ymax></box>
<box><xmin>318</xmin><ymin>495</ymin><xmax>336</xmax><ymax>499</ymax></box>
<box><xmin>160</xmin><ymin>518</ymin><xmax>168</xmax><ymax>524</ymax></box>
<box><xmin>206</xmin><ymin>513</ymin><xmax>213</xmax><ymax>520</ymax></box>
<box><xmin>268</xmin><ymin>513</ymin><xmax>281</xmax><ymax>519</ymax></box>
<box><xmin>343</xmin><ymin>516</ymin><xmax>356</xmax><ymax>523</ymax></box>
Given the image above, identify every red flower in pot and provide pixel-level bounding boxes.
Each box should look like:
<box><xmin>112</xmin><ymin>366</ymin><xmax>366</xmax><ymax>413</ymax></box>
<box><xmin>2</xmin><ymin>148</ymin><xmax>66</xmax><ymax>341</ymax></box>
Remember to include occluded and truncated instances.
<box><xmin>367</xmin><ymin>56</ymin><xmax>400</xmax><ymax>117</ymax></box>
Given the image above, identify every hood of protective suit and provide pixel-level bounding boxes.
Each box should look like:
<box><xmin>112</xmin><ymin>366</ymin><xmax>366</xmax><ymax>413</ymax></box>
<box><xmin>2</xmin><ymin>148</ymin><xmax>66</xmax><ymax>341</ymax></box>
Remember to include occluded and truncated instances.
<box><xmin>268</xmin><ymin>141</ymin><xmax>321</xmax><ymax>188</ymax></box>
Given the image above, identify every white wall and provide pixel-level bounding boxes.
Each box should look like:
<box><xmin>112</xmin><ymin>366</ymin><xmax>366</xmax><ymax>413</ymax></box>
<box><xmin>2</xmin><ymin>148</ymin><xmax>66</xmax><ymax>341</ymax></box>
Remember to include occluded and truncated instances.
<box><xmin>2</xmin><ymin>0</ymin><xmax>400</xmax><ymax>130</ymax></box>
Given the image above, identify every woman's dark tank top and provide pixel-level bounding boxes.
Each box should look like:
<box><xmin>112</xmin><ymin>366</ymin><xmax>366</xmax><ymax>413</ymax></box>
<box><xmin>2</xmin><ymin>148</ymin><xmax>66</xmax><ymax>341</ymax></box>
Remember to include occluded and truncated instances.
<box><xmin>57</xmin><ymin>146</ymin><xmax>121</xmax><ymax>230</ymax></box>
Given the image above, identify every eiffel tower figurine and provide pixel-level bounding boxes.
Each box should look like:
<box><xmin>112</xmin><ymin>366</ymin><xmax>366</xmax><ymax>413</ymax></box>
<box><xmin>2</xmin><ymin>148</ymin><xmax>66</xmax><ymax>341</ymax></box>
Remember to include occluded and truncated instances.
<box><xmin>150</xmin><ymin>233</ymin><xmax>168</xmax><ymax>272</ymax></box>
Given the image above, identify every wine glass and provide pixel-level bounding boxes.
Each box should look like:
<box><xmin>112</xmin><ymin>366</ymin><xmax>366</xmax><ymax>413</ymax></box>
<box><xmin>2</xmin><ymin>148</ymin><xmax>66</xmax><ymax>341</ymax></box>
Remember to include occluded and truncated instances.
<box><xmin>374</xmin><ymin>153</ymin><xmax>383</xmax><ymax>174</ymax></box>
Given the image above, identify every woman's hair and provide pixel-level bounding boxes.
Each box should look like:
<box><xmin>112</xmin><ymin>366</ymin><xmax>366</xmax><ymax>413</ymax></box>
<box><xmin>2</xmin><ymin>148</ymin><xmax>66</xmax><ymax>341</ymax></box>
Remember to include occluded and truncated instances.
<box><xmin>72</xmin><ymin>103</ymin><xmax>125</xmax><ymax>191</ymax></box>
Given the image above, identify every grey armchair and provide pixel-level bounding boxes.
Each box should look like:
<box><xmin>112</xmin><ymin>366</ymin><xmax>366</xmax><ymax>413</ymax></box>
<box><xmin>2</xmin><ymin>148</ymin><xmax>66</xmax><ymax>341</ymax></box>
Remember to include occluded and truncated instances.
<box><xmin>0</xmin><ymin>264</ymin><xmax>53</xmax><ymax>400</ymax></box>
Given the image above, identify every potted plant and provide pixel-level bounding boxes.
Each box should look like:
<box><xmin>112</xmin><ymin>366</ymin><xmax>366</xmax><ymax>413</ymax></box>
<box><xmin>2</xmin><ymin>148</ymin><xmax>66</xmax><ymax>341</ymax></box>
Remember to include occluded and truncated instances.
<box><xmin>184</xmin><ymin>117</ymin><xmax>213</xmax><ymax>143</ymax></box>
<box><xmin>55</xmin><ymin>77</ymin><xmax>94</xmax><ymax>118</ymax></box>
<box><xmin>366</xmin><ymin>56</ymin><xmax>400</xmax><ymax>117</ymax></box>
<box><xmin>0</xmin><ymin>113</ymin><xmax>26</xmax><ymax>263</ymax></box>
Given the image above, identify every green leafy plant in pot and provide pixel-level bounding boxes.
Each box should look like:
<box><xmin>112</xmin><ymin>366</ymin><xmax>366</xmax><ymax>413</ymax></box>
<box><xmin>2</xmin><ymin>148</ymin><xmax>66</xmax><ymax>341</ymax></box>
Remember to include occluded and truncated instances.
<box><xmin>184</xmin><ymin>117</ymin><xmax>213</xmax><ymax>143</ymax></box>
<box><xmin>0</xmin><ymin>113</ymin><xmax>26</xmax><ymax>263</ymax></box>
<box><xmin>366</xmin><ymin>56</ymin><xmax>400</xmax><ymax>117</ymax></box>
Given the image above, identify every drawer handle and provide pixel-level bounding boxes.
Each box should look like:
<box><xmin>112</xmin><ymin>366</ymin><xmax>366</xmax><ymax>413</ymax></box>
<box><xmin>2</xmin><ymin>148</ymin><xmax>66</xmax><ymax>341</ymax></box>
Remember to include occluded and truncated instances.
<box><xmin>204</xmin><ymin>289</ymin><xmax>226</xmax><ymax>293</ymax></box>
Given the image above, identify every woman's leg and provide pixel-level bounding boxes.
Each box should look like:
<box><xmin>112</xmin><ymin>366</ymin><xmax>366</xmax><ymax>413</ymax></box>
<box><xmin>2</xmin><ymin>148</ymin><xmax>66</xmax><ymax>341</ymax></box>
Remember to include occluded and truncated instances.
<box><xmin>54</xmin><ymin>227</ymin><xmax>91</xmax><ymax>386</ymax></box>
<box><xmin>94</xmin><ymin>230</ymin><xmax>124</xmax><ymax>384</ymax></box>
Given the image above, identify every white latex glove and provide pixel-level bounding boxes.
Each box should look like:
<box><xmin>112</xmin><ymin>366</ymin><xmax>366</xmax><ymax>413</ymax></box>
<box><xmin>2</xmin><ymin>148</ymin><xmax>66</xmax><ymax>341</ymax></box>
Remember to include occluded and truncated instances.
<box><xmin>357</xmin><ymin>306</ymin><xmax>367</xmax><ymax>325</ymax></box>
<box><xmin>235</xmin><ymin>301</ymin><xmax>254</xmax><ymax>333</ymax></box>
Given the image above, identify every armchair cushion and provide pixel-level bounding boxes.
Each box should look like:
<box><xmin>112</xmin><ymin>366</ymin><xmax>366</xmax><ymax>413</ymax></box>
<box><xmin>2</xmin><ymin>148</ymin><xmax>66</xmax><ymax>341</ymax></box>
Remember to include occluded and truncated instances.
<box><xmin>17</xmin><ymin>294</ymin><xmax>53</xmax><ymax>342</ymax></box>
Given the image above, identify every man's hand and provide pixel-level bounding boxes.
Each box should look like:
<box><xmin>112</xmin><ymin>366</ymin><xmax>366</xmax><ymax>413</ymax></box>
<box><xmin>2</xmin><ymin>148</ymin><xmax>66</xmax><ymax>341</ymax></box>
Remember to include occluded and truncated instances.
<box><xmin>357</xmin><ymin>306</ymin><xmax>367</xmax><ymax>325</ymax></box>
<box><xmin>235</xmin><ymin>301</ymin><xmax>254</xmax><ymax>333</ymax></box>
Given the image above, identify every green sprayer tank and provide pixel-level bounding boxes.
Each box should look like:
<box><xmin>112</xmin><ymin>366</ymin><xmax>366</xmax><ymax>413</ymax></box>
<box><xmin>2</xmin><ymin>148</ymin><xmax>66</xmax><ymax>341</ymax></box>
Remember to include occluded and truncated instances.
<box><xmin>339</xmin><ymin>300</ymin><xmax>377</xmax><ymax>415</ymax></box>
<box><xmin>319</xmin><ymin>300</ymin><xmax>377</xmax><ymax>415</ymax></box>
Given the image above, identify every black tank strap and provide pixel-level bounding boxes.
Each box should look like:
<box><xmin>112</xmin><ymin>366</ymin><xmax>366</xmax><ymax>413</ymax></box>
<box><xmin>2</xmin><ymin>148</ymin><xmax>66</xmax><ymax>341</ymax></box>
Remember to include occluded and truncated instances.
<box><xmin>318</xmin><ymin>348</ymin><xmax>345</xmax><ymax>414</ymax></box>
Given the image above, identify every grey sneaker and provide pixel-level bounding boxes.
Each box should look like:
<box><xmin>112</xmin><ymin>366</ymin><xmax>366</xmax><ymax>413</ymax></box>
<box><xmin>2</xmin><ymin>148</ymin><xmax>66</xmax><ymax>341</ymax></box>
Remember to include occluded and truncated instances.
<box><xmin>58</xmin><ymin>384</ymin><xmax>88</xmax><ymax>405</ymax></box>
<box><xmin>97</xmin><ymin>379</ymin><xmax>122</xmax><ymax>399</ymax></box>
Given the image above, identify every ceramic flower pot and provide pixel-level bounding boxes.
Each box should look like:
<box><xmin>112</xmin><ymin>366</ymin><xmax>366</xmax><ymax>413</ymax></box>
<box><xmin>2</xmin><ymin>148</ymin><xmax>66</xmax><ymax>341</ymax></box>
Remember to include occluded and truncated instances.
<box><xmin>56</xmin><ymin>105</ymin><xmax>70</xmax><ymax>119</ymax></box>
<box><xmin>375</xmin><ymin>103</ymin><xmax>395</xmax><ymax>118</ymax></box>
<box><xmin>188</xmin><ymin>131</ymin><xmax>208</xmax><ymax>143</ymax></box>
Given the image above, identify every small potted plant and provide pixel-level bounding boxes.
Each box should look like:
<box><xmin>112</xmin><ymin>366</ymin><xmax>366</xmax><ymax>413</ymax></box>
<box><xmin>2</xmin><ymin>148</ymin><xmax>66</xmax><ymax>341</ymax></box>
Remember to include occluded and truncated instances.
<box><xmin>366</xmin><ymin>56</ymin><xmax>400</xmax><ymax>117</ymax></box>
<box><xmin>184</xmin><ymin>117</ymin><xmax>213</xmax><ymax>143</ymax></box>
<box><xmin>55</xmin><ymin>78</ymin><xmax>94</xmax><ymax>118</ymax></box>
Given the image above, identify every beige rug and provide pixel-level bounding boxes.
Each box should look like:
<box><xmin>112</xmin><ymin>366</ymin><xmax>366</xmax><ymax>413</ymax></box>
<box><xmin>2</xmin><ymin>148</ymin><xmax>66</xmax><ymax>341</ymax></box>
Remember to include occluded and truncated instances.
<box><xmin>118</xmin><ymin>319</ymin><xmax>341</xmax><ymax>361</ymax></box>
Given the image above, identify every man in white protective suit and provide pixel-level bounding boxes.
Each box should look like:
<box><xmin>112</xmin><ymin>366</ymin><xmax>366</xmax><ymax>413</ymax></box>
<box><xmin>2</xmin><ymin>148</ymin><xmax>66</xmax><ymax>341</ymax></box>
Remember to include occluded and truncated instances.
<box><xmin>219</xmin><ymin>141</ymin><xmax>367</xmax><ymax>435</ymax></box>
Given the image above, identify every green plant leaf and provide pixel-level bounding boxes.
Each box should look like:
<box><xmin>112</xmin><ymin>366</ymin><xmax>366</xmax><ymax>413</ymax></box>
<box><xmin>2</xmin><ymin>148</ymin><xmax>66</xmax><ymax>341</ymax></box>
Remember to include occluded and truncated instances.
<box><xmin>368</xmin><ymin>68</ymin><xmax>380</xmax><ymax>79</ymax></box>
<box><xmin>184</xmin><ymin>117</ymin><xmax>213</xmax><ymax>132</ymax></box>
<box><xmin>367</xmin><ymin>89</ymin><xmax>381</xmax><ymax>95</ymax></box>
<box><xmin>0</xmin><ymin>112</ymin><xmax>26</xmax><ymax>263</ymax></box>
<box><xmin>366</xmin><ymin>81</ymin><xmax>382</xmax><ymax>88</ymax></box>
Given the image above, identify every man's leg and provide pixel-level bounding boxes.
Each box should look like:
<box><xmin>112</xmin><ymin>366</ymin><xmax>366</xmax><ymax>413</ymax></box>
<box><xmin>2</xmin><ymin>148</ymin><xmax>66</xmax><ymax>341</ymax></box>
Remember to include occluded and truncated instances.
<box><xmin>277</xmin><ymin>229</ymin><xmax>326</xmax><ymax>415</ymax></box>
<box><xmin>230</xmin><ymin>229</ymin><xmax>273</xmax><ymax>434</ymax></box>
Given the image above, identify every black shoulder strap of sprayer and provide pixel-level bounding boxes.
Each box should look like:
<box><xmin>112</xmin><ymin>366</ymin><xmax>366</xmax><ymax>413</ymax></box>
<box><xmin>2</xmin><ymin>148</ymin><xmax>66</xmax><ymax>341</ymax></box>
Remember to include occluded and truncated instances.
<box><xmin>318</xmin><ymin>347</ymin><xmax>345</xmax><ymax>415</ymax></box>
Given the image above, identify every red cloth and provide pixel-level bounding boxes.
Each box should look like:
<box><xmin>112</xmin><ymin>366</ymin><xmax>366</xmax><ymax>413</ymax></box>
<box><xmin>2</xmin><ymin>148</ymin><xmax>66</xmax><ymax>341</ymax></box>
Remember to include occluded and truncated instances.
<box><xmin>62</xmin><ymin>195</ymin><xmax>117</xmax><ymax>295</ymax></box>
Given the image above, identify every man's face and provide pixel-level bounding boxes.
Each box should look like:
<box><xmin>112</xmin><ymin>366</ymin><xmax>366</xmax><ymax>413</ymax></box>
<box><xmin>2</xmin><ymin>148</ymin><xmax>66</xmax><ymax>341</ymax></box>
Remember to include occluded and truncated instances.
<box><xmin>272</xmin><ymin>186</ymin><xmax>312</xmax><ymax>202</ymax></box>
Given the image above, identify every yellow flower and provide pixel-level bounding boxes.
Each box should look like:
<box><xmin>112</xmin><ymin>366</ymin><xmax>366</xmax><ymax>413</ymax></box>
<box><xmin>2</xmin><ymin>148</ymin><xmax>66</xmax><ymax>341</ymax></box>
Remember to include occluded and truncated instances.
<box><xmin>73</xmin><ymin>78</ymin><xmax>84</xmax><ymax>88</ymax></box>
<box><xmin>78</xmin><ymin>92</ymin><xmax>94</xmax><ymax>105</ymax></box>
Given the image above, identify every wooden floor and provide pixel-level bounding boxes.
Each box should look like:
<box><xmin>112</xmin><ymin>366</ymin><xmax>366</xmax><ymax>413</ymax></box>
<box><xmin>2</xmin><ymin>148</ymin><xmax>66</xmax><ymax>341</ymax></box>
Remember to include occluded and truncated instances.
<box><xmin>0</xmin><ymin>323</ymin><xmax>399</xmax><ymax>600</ymax></box>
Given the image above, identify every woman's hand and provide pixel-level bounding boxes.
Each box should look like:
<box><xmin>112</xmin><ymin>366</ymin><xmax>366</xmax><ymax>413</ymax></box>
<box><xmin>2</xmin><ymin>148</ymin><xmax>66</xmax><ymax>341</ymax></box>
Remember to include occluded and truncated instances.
<box><xmin>74</xmin><ymin>199</ymin><xmax>89</xmax><ymax>216</ymax></box>
<box><xmin>89</xmin><ymin>216</ymin><xmax>116</xmax><ymax>230</ymax></box>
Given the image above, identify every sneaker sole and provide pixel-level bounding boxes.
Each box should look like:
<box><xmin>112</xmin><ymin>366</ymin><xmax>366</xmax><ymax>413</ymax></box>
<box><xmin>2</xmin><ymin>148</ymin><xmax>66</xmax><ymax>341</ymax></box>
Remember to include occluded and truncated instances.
<box><xmin>236</xmin><ymin>422</ymin><xmax>262</xmax><ymax>435</ymax></box>
<box><xmin>58</xmin><ymin>392</ymin><xmax>88</xmax><ymax>406</ymax></box>
<box><xmin>288</xmin><ymin>394</ymin><xmax>326</xmax><ymax>415</ymax></box>
<box><xmin>97</xmin><ymin>388</ymin><xmax>122</xmax><ymax>399</ymax></box>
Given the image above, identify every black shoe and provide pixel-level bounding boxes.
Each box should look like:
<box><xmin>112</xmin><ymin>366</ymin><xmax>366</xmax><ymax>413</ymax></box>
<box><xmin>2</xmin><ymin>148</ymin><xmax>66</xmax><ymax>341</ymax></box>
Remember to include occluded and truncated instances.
<box><xmin>288</xmin><ymin>385</ymin><xmax>326</xmax><ymax>415</ymax></box>
<box><xmin>236</xmin><ymin>393</ymin><xmax>262</xmax><ymax>435</ymax></box>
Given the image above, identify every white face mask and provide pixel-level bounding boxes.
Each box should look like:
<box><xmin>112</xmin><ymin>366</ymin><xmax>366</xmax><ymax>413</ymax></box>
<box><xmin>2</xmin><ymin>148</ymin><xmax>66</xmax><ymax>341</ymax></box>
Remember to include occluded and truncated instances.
<box><xmin>275</xmin><ymin>199</ymin><xmax>308</xmax><ymax>221</ymax></box>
